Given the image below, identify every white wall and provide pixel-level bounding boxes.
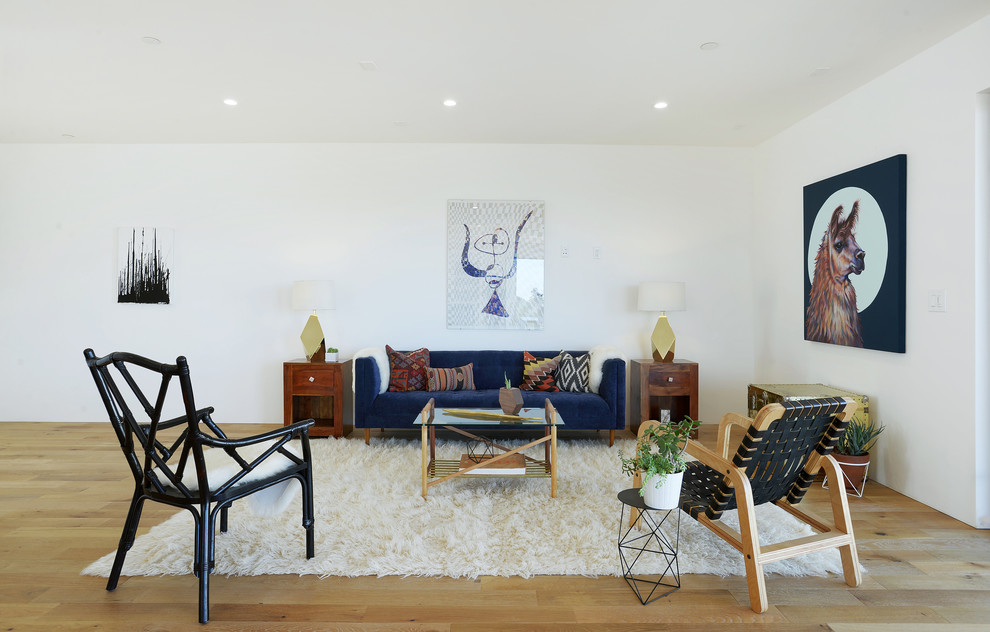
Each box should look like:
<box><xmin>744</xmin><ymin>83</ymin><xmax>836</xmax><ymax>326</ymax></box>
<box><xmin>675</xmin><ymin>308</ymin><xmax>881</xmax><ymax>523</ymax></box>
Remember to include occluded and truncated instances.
<box><xmin>0</xmin><ymin>143</ymin><xmax>756</xmax><ymax>429</ymax></box>
<box><xmin>754</xmin><ymin>16</ymin><xmax>990</xmax><ymax>527</ymax></box>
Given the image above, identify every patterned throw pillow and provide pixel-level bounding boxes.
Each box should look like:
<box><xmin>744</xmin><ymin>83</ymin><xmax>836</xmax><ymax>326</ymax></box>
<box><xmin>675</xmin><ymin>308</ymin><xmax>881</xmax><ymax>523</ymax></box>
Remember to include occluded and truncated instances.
<box><xmin>556</xmin><ymin>351</ymin><xmax>591</xmax><ymax>393</ymax></box>
<box><xmin>427</xmin><ymin>363</ymin><xmax>476</xmax><ymax>392</ymax></box>
<box><xmin>520</xmin><ymin>351</ymin><xmax>559</xmax><ymax>391</ymax></box>
<box><xmin>386</xmin><ymin>345</ymin><xmax>430</xmax><ymax>392</ymax></box>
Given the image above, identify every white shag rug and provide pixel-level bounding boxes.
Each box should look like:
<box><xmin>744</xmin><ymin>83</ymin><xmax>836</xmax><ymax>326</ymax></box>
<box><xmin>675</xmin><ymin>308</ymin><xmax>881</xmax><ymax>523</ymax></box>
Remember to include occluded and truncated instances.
<box><xmin>83</xmin><ymin>437</ymin><xmax>850</xmax><ymax>580</ymax></box>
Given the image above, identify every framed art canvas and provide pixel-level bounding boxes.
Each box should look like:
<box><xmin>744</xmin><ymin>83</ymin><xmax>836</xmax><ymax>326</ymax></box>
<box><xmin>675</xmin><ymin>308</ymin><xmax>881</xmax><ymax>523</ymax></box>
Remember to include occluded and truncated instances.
<box><xmin>117</xmin><ymin>227</ymin><xmax>172</xmax><ymax>305</ymax></box>
<box><xmin>803</xmin><ymin>155</ymin><xmax>906</xmax><ymax>353</ymax></box>
<box><xmin>446</xmin><ymin>199</ymin><xmax>545</xmax><ymax>330</ymax></box>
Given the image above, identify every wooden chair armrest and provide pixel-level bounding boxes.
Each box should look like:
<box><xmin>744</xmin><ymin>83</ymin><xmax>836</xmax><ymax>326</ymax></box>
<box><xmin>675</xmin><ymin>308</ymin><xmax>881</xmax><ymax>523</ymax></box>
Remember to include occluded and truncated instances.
<box><xmin>717</xmin><ymin>412</ymin><xmax>752</xmax><ymax>458</ymax></box>
<box><xmin>685</xmin><ymin>439</ymin><xmax>735</xmax><ymax>474</ymax></box>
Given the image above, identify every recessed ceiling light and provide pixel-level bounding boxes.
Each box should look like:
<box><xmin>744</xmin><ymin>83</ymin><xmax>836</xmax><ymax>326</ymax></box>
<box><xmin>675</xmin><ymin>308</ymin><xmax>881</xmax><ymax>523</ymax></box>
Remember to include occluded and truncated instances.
<box><xmin>653</xmin><ymin>101</ymin><xmax>669</xmax><ymax>110</ymax></box>
<box><xmin>141</xmin><ymin>36</ymin><xmax>161</xmax><ymax>45</ymax></box>
<box><xmin>443</xmin><ymin>99</ymin><xmax>457</xmax><ymax>107</ymax></box>
<box><xmin>700</xmin><ymin>41</ymin><xmax>719</xmax><ymax>51</ymax></box>
<box><xmin>810</xmin><ymin>67</ymin><xmax>831</xmax><ymax>77</ymax></box>
<box><xmin>61</xmin><ymin>133</ymin><xmax>75</xmax><ymax>139</ymax></box>
<box><xmin>223</xmin><ymin>98</ymin><xmax>238</xmax><ymax>106</ymax></box>
<box><xmin>359</xmin><ymin>61</ymin><xmax>378</xmax><ymax>71</ymax></box>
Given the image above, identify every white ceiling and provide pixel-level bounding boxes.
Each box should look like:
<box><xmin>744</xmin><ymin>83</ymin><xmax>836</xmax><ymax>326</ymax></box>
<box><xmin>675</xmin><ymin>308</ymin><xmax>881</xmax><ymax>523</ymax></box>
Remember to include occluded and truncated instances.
<box><xmin>3</xmin><ymin>0</ymin><xmax>990</xmax><ymax>146</ymax></box>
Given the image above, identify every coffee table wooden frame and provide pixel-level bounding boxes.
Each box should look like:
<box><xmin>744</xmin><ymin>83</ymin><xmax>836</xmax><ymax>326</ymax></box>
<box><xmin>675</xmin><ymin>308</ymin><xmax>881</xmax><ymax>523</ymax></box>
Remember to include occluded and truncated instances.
<box><xmin>416</xmin><ymin>398</ymin><xmax>560</xmax><ymax>499</ymax></box>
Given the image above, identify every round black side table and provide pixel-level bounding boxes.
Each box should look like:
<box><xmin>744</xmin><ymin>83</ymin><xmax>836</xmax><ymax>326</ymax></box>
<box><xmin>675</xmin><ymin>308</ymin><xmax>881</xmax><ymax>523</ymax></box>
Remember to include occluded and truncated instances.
<box><xmin>617</xmin><ymin>488</ymin><xmax>681</xmax><ymax>605</ymax></box>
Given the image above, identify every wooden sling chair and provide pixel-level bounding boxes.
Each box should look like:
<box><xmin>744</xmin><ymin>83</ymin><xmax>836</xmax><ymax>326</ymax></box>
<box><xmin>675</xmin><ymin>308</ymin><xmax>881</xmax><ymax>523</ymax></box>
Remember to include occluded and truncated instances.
<box><xmin>679</xmin><ymin>398</ymin><xmax>861</xmax><ymax>613</ymax></box>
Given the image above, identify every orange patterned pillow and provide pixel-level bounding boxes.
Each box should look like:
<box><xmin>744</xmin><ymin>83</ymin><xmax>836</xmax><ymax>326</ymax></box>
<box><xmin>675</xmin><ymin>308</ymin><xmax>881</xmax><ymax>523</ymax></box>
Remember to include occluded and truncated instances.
<box><xmin>520</xmin><ymin>351</ymin><xmax>559</xmax><ymax>391</ymax></box>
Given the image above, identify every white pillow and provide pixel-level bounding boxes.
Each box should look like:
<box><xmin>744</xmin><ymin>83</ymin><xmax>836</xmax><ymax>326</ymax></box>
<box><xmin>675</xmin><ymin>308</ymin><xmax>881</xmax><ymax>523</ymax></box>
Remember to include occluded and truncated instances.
<box><xmin>353</xmin><ymin>346</ymin><xmax>389</xmax><ymax>395</ymax></box>
<box><xmin>588</xmin><ymin>345</ymin><xmax>627</xmax><ymax>393</ymax></box>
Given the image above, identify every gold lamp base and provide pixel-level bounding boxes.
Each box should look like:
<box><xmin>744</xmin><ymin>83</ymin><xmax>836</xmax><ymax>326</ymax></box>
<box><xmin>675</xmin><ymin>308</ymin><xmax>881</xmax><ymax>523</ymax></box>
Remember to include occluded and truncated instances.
<box><xmin>300</xmin><ymin>313</ymin><xmax>327</xmax><ymax>362</ymax></box>
<box><xmin>650</xmin><ymin>314</ymin><xmax>676</xmax><ymax>363</ymax></box>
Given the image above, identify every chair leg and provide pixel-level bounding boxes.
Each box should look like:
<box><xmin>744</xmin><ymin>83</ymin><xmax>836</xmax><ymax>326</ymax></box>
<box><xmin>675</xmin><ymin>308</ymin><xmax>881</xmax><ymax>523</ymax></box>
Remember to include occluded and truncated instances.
<box><xmin>732</xmin><ymin>476</ymin><xmax>768</xmax><ymax>613</ymax></box>
<box><xmin>107</xmin><ymin>490</ymin><xmax>145</xmax><ymax>591</ymax></box>
<box><xmin>302</xmin><ymin>474</ymin><xmax>315</xmax><ymax>559</ymax></box>
<box><xmin>609</xmin><ymin>429</ymin><xmax>615</xmax><ymax>447</ymax></box>
<box><xmin>629</xmin><ymin>471</ymin><xmax>642</xmax><ymax>528</ymax></box>
<box><xmin>822</xmin><ymin>455</ymin><xmax>862</xmax><ymax>588</ymax></box>
<box><xmin>219</xmin><ymin>505</ymin><xmax>229</xmax><ymax>533</ymax></box>
<box><xmin>364</xmin><ymin>428</ymin><xmax>370</xmax><ymax>445</ymax></box>
<box><xmin>198</xmin><ymin>504</ymin><xmax>216</xmax><ymax>624</ymax></box>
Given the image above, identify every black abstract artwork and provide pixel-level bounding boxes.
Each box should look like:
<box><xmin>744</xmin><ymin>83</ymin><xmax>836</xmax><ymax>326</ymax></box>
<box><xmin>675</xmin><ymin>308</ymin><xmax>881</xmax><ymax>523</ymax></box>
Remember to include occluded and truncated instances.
<box><xmin>117</xmin><ymin>227</ymin><xmax>172</xmax><ymax>304</ymax></box>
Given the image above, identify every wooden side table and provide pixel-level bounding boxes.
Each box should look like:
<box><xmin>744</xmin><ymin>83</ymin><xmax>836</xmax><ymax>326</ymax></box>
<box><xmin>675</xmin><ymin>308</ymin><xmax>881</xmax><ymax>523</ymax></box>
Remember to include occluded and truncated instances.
<box><xmin>283</xmin><ymin>361</ymin><xmax>344</xmax><ymax>438</ymax></box>
<box><xmin>630</xmin><ymin>359</ymin><xmax>699</xmax><ymax>434</ymax></box>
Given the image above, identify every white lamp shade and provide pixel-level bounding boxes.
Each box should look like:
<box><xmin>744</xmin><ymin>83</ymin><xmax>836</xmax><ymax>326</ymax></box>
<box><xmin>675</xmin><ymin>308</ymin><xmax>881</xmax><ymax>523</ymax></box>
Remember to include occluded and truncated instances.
<box><xmin>292</xmin><ymin>280</ymin><xmax>336</xmax><ymax>311</ymax></box>
<box><xmin>637</xmin><ymin>282</ymin><xmax>686</xmax><ymax>312</ymax></box>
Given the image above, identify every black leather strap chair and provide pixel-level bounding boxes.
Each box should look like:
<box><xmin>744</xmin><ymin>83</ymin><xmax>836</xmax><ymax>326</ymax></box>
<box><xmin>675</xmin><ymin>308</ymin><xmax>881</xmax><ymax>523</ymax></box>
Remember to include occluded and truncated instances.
<box><xmin>680</xmin><ymin>398</ymin><xmax>861</xmax><ymax>613</ymax></box>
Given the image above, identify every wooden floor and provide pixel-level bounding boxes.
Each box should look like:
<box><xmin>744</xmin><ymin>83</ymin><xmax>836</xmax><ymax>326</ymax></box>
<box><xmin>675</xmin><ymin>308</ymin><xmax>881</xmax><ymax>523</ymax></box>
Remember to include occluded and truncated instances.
<box><xmin>2</xmin><ymin>422</ymin><xmax>989</xmax><ymax>632</ymax></box>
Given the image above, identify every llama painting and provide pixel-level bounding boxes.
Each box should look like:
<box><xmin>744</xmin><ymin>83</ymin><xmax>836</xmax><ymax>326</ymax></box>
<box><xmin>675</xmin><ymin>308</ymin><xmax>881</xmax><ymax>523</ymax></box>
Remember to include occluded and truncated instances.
<box><xmin>806</xmin><ymin>202</ymin><xmax>866</xmax><ymax>346</ymax></box>
<box><xmin>803</xmin><ymin>155</ymin><xmax>906</xmax><ymax>353</ymax></box>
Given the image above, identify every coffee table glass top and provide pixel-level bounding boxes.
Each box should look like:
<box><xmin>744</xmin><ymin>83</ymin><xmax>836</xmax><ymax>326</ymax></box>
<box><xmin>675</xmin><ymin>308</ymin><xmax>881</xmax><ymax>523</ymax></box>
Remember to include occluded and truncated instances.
<box><xmin>414</xmin><ymin>406</ymin><xmax>564</xmax><ymax>427</ymax></box>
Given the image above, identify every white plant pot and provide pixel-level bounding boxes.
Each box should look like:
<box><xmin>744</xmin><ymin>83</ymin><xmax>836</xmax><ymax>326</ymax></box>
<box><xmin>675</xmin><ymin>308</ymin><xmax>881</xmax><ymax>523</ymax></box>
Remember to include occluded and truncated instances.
<box><xmin>642</xmin><ymin>470</ymin><xmax>684</xmax><ymax>510</ymax></box>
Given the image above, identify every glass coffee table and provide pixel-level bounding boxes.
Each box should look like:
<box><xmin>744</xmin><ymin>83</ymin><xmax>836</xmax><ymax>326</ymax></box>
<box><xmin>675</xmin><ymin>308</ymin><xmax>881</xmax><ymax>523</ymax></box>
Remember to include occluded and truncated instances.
<box><xmin>414</xmin><ymin>398</ymin><xmax>563</xmax><ymax>499</ymax></box>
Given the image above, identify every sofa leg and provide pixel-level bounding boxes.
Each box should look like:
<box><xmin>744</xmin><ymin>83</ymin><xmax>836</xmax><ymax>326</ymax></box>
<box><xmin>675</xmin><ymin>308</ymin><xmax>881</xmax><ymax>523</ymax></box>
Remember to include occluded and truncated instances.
<box><xmin>364</xmin><ymin>428</ymin><xmax>370</xmax><ymax>445</ymax></box>
<box><xmin>609</xmin><ymin>429</ymin><xmax>615</xmax><ymax>447</ymax></box>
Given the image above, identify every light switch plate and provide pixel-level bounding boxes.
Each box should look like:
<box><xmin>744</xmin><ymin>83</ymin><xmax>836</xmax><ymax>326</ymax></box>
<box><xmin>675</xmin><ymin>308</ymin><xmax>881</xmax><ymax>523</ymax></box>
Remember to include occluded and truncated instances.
<box><xmin>929</xmin><ymin>290</ymin><xmax>946</xmax><ymax>312</ymax></box>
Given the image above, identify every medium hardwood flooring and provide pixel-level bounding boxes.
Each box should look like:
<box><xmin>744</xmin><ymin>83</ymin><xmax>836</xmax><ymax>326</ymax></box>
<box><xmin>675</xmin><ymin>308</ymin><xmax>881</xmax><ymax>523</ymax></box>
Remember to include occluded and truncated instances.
<box><xmin>1</xmin><ymin>422</ymin><xmax>988</xmax><ymax>631</ymax></box>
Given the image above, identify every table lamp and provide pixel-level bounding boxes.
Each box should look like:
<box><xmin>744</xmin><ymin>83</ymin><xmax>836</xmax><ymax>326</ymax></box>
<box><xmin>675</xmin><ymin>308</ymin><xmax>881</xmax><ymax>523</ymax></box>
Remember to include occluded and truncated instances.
<box><xmin>292</xmin><ymin>280</ymin><xmax>335</xmax><ymax>362</ymax></box>
<box><xmin>638</xmin><ymin>282</ymin><xmax>686</xmax><ymax>362</ymax></box>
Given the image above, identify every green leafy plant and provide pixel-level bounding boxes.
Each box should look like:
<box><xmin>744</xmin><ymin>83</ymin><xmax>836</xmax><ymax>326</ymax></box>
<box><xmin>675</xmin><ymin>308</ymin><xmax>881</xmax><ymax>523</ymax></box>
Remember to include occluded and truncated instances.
<box><xmin>327</xmin><ymin>347</ymin><xmax>339</xmax><ymax>353</ymax></box>
<box><xmin>619</xmin><ymin>416</ymin><xmax>701</xmax><ymax>495</ymax></box>
<box><xmin>503</xmin><ymin>372</ymin><xmax>512</xmax><ymax>390</ymax></box>
<box><xmin>836</xmin><ymin>418</ymin><xmax>885</xmax><ymax>456</ymax></box>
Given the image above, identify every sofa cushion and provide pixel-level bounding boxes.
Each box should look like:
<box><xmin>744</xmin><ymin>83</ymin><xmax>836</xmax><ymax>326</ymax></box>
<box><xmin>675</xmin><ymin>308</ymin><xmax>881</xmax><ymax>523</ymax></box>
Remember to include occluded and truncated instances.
<box><xmin>427</xmin><ymin>363</ymin><xmax>475</xmax><ymax>392</ymax></box>
<box><xmin>386</xmin><ymin>345</ymin><xmax>430</xmax><ymax>392</ymax></box>
<box><xmin>520</xmin><ymin>351</ymin><xmax>560</xmax><ymax>391</ymax></box>
<box><xmin>556</xmin><ymin>351</ymin><xmax>591</xmax><ymax>393</ymax></box>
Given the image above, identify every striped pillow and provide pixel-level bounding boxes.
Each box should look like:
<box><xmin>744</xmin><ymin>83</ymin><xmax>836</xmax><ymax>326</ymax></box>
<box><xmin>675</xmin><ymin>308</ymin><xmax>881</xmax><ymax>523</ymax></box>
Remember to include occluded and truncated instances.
<box><xmin>427</xmin><ymin>363</ymin><xmax>476</xmax><ymax>392</ymax></box>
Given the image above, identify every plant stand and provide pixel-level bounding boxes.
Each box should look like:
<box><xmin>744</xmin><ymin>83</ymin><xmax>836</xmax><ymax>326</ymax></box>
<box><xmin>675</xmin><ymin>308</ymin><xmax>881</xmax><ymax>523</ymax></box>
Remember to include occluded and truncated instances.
<box><xmin>822</xmin><ymin>456</ymin><xmax>870</xmax><ymax>497</ymax></box>
<box><xmin>617</xmin><ymin>488</ymin><xmax>681</xmax><ymax>605</ymax></box>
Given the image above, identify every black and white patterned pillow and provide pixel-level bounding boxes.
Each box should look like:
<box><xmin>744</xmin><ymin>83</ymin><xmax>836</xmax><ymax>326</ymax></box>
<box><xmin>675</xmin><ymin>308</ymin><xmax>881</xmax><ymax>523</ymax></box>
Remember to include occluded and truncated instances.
<box><xmin>555</xmin><ymin>352</ymin><xmax>591</xmax><ymax>393</ymax></box>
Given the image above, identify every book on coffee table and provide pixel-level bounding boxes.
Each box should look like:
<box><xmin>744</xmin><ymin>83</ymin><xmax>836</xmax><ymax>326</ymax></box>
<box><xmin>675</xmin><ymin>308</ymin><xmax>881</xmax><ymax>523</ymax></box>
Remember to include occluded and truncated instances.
<box><xmin>458</xmin><ymin>453</ymin><xmax>526</xmax><ymax>475</ymax></box>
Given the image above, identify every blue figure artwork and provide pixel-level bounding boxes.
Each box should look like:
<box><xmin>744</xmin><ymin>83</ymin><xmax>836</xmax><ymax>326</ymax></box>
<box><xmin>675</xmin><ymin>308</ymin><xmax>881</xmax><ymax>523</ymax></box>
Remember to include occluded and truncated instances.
<box><xmin>460</xmin><ymin>209</ymin><xmax>534</xmax><ymax>318</ymax></box>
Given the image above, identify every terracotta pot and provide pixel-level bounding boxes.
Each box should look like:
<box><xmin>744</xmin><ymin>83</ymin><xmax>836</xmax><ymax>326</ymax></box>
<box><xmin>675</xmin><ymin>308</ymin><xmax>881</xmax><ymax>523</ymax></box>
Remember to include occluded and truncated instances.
<box><xmin>499</xmin><ymin>387</ymin><xmax>524</xmax><ymax>415</ymax></box>
<box><xmin>834</xmin><ymin>453</ymin><xmax>870</xmax><ymax>494</ymax></box>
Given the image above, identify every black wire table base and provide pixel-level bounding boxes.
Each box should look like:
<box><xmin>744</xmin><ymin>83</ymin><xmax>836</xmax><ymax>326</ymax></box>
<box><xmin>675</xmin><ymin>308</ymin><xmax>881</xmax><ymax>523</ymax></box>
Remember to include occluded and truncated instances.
<box><xmin>617</xmin><ymin>488</ymin><xmax>681</xmax><ymax>605</ymax></box>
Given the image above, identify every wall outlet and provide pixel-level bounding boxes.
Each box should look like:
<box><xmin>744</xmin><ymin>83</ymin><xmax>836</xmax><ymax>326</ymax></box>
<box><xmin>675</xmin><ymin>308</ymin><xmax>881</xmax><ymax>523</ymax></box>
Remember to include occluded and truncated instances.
<box><xmin>560</xmin><ymin>245</ymin><xmax>569</xmax><ymax>257</ymax></box>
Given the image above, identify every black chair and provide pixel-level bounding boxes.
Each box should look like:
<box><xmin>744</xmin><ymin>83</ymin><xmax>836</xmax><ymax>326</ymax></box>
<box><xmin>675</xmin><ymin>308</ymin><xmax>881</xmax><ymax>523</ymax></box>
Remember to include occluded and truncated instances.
<box><xmin>680</xmin><ymin>398</ymin><xmax>861</xmax><ymax>613</ymax></box>
<box><xmin>84</xmin><ymin>349</ymin><xmax>315</xmax><ymax>623</ymax></box>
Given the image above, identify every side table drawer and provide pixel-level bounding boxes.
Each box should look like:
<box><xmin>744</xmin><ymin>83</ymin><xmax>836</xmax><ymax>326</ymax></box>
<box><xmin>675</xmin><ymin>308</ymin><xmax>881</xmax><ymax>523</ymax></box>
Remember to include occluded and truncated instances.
<box><xmin>291</xmin><ymin>367</ymin><xmax>336</xmax><ymax>394</ymax></box>
<box><xmin>647</xmin><ymin>365</ymin><xmax>692</xmax><ymax>391</ymax></box>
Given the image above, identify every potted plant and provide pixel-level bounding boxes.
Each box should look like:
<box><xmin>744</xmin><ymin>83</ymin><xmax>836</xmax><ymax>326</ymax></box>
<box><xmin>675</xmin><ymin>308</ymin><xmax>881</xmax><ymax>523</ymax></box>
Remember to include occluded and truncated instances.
<box><xmin>620</xmin><ymin>416</ymin><xmax>700</xmax><ymax>509</ymax></box>
<box><xmin>326</xmin><ymin>347</ymin><xmax>339</xmax><ymax>362</ymax></box>
<box><xmin>499</xmin><ymin>372</ymin><xmax>524</xmax><ymax>415</ymax></box>
<box><xmin>832</xmin><ymin>417</ymin><xmax>885</xmax><ymax>496</ymax></box>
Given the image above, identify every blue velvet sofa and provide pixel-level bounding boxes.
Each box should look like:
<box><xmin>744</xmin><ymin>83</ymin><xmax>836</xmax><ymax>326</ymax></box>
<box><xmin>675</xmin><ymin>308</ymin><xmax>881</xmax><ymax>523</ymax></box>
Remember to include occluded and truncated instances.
<box><xmin>354</xmin><ymin>350</ymin><xmax>626</xmax><ymax>445</ymax></box>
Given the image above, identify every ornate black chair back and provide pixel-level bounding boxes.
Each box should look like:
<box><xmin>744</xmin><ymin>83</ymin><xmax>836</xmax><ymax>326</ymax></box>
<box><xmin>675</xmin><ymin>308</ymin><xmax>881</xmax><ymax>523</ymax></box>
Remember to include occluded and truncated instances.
<box><xmin>83</xmin><ymin>348</ymin><xmax>315</xmax><ymax>623</ymax></box>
